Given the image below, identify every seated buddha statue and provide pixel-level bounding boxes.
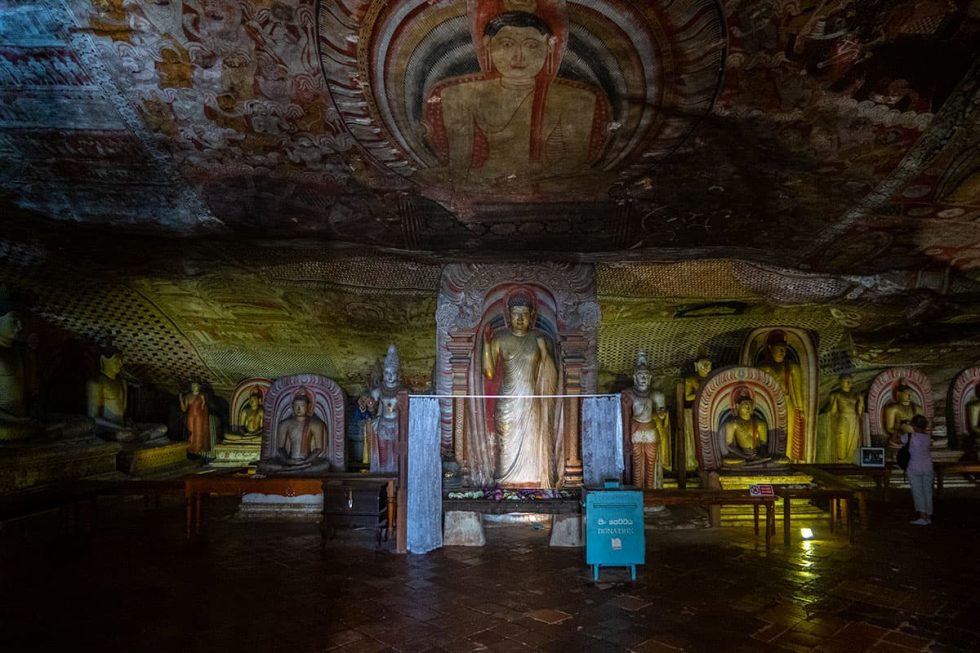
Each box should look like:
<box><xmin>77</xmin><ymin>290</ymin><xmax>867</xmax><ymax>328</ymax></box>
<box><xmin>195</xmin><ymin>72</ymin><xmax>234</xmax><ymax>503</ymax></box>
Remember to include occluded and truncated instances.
<box><xmin>258</xmin><ymin>390</ymin><xmax>332</xmax><ymax>474</ymax></box>
<box><xmin>86</xmin><ymin>348</ymin><xmax>167</xmax><ymax>443</ymax></box>
<box><xmin>883</xmin><ymin>382</ymin><xmax>947</xmax><ymax>450</ymax></box>
<box><xmin>224</xmin><ymin>390</ymin><xmax>264</xmax><ymax>443</ymax></box>
<box><xmin>0</xmin><ymin>301</ymin><xmax>40</xmax><ymax>441</ymax></box>
<box><xmin>722</xmin><ymin>387</ymin><xmax>770</xmax><ymax>466</ymax></box>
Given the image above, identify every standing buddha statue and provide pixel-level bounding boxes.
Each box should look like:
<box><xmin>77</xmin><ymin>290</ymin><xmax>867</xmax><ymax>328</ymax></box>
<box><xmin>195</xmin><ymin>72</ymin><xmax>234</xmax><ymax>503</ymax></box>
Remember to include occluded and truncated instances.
<box><xmin>680</xmin><ymin>355</ymin><xmax>712</xmax><ymax>471</ymax></box>
<box><xmin>757</xmin><ymin>331</ymin><xmax>807</xmax><ymax>461</ymax></box>
<box><xmin>827</xmin><ymin>373</ymin><xmax>864</xmax><ymax>462</ymax></box>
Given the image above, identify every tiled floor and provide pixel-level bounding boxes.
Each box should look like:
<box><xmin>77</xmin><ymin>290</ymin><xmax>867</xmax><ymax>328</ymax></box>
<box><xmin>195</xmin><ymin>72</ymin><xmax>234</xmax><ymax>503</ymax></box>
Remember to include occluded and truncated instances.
<box><xmin>1</xmin><ymin>491</ymin><xmax>978</xmax><ymax>652</ymax></box>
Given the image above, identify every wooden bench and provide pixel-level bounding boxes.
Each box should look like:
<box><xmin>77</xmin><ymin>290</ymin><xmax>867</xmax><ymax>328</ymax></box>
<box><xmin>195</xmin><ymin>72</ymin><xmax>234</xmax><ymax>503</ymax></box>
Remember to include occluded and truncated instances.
<box><xmin>643</xmin><ymin>489</ymin><xmax>777</xmax><ymax>551</ymax></box>
<box><xmin>934</xmin><ymin>462</ymin><xmax>980</xmax><ymax>495</ymax></box>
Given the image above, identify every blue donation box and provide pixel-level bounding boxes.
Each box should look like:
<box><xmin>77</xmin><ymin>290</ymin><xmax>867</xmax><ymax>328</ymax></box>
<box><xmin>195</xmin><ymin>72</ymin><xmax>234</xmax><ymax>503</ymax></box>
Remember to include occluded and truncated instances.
<box><xmin>584</xmin><ymin>486</ymin><xmax>645</xmax><ymax>580</ymax></box>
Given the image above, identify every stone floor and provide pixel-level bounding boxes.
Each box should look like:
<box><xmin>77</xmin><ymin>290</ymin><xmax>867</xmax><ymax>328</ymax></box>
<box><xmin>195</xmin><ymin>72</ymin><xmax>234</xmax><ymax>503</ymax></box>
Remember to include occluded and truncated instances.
<box><xmin>1</xmin><ymin>491</ymin><xmax>978</xmax><ymax>653</ymax></box>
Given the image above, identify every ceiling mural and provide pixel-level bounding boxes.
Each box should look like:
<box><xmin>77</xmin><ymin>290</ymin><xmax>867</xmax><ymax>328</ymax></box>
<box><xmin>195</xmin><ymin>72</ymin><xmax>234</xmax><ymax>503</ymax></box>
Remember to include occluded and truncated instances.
<box><xmin>0</xmin><ymin>0</ymin><xmax>974</xmax><ymax>268</ymax></box>
<box><xmin>321</xmin><ymin>0</ymin><xmax>725</xmax><ymax>214</ymax></box>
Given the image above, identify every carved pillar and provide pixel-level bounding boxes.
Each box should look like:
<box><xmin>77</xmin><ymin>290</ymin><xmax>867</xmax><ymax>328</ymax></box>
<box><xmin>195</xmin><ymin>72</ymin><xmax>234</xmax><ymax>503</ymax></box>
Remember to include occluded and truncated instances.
<box><xmin>674</xmin><ymin>382</ymin><xmax>687</xmax><ymax>489</ymax></box>
<box><xmin>396</xmin><ymin>390</ymin><xmax>409</xmax><ymax>554</ymax></box>
<box><xmin>448</xmin><ymin>334</ymin><xmax>473</xmax><ymax>474</ymax></box>
<box><xmin>561</xmin><ymin>333</ymin><xmax>585</xmax><ymax>486</ymax></box>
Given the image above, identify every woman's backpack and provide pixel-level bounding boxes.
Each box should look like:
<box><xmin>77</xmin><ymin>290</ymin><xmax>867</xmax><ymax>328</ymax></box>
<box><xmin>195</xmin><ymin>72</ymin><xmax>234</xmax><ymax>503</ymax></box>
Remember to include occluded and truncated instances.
<box><xmin>896</xmin><ymin>435</ymin><xmax>912</xmax><ymax>473</ymax></box>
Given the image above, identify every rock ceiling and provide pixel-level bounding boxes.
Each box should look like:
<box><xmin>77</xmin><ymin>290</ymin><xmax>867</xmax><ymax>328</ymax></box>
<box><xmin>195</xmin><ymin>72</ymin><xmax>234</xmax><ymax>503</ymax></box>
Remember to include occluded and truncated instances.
<box><xmin>0</xmin><ymin>0</ymin><xmax>979</xmax><ymax>396</ymax></box>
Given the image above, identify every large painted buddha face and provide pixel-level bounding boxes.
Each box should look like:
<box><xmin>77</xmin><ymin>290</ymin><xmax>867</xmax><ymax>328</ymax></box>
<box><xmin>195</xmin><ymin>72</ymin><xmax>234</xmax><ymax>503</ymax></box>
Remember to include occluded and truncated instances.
<box><xmin>486</xmin><ymin>25</ymin><xmax>552</xmax><ymax>83</ymax></box>
<box><xmin>839</xmin><ymin>376</ymin><xmax>853</xmax><ymax>392</ymax></box>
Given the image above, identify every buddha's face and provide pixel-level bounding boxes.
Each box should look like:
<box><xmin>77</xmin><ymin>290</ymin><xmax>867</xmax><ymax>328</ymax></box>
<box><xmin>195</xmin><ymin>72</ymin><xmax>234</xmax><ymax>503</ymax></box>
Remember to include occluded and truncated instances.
<box><xmin>0</xmin><ymin>310</ymin><xmax>21</xmax><ymax>346</ymax></box>
<box><xmin>292</xmin><ymin>398</ymin><xmax>309</xmax><ymax>418</ymax></box>
<box><xmin>737</xmin><ymin>400</ymin><xmax>754</xmax><ymax>421</ymax></box>
<box><xmin>695</xmin><ymin>359</ymin><xmax>711</xmax><ymax>378</ymax></box>
<box><xmin>487</xmin><ymin>26</ymin><xmax>551</xmax><ymax>81</ymax></box>
<box><xmin>509</xmin><ymin>305</ymin><xmax>532</xmax><ymax>334</ymax></box>
<box><xmin>249</xmin><ymin>395</ymin><xmax>260</xmax><ymax>409</ymax></box>
<box><xmin>190</xmin><ymin>382</ymin><xmax>201</xmax><ymax>394</ymax></box>
<box><xmin>770</xmin><ymin>344</ymin><xmax>787</xmax><ymax>363</ymax></box>
<box><xmin>634</xmin><ymin>369</ymin><xmax>651</xmax><ymax>393</ymax></box>
<box><xmin>840</xmin><ymin>377</ymin><xmax>852</xmax><ymax>392</ymax></box>
<box><xmin>896</xmin><ymin>388</ymin><xmax>912</xmax><ymax>404</ymax></box>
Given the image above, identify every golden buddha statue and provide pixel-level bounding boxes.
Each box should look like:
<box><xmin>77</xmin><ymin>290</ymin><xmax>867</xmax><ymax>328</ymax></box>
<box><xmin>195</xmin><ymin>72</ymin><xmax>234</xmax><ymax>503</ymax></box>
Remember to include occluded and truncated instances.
<box><xmin>86</xmin><ymin>348</ymin><xmax>166</xmax><ymax>442</ymax></box>
<box><xmin>827</xmin><ymin>373</ymin><xmax>864</xmax><ymax>463</ymax></box>
<box><xmin>0</xmin><ymin>301</ymin><xmax>38</xmax><ymax>441</ymax></box>
<box><xmin>224</xmin><ymin>390</ymin><xmax>264</xmax><ymax>443</ymax></box>
<box><xmin>882</xmin><ymin>382</ymin><xmax>923</xmax><ymax>447</ymax></box>
<box><xmin>757</xmin><ymin>331</ymin><xmax>807</xmax><ymax>461</ymax></box>
<box><xmin>683</xmin><ymin>357</ymin><xmax>712</xmax><ymax>406</ymax></box>
<box><xmin>679</xmin><ymin>356</ymin><xmax>711</xmax><ymax>471</ymax></box>
<box><xmin>722</xmin><ymin>386</ymin><xmax>769</xmax><ymax>465</ymax></box>
<box><xmin>239</xmin><ymin>391</ymin><xmax>264</xmax><ymax>437</ymax></box>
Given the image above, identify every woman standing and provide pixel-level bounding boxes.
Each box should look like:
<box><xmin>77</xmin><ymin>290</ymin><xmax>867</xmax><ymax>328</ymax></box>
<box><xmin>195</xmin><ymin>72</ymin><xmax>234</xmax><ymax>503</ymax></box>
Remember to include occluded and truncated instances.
<box><xmin>904</xmin><ymin>414</ymin><xmax>934</xmax><ymax>526</ymax></box>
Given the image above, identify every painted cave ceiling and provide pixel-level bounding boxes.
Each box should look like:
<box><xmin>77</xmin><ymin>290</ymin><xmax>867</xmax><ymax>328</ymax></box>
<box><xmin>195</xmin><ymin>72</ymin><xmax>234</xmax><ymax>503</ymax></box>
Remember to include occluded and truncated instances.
<box><xmin>1</xmin><ymin>0</ymin><xmax>979</xmax><ymax>396</ymax></box>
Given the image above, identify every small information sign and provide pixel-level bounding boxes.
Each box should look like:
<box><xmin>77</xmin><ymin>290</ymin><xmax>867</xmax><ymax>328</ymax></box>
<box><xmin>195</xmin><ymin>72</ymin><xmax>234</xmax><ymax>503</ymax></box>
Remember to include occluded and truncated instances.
<box><xmin>748</xmin><ymin>484</ymin><xmax>774</xmax><ymax>497</ymax></box>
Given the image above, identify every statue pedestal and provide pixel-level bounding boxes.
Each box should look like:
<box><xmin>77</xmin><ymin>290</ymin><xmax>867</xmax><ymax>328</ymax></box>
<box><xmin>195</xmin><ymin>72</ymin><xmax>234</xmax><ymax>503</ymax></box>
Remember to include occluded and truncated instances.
<box><xmin>0</xmin><ymin>437</ymin><xmax>121</xmax><ymax>493</ymax></box>
<box><xmin>929</xmin><ymin>449</ymin><xmax>964</xmax><ymax>464</ymax></box>
<box><xmin>444</xmin><ymin>510</ymin><xmax>485</xmax><ymax>546</ymax></box>
<box><xmin>116</xmin><ymin>440</ymin><xmax>188</xmax><ymax>475</ymax></box>
<box><xmin>211</xmin><ymin>442</ymin><xmax>261</xmax><ymax>467</ymax></box>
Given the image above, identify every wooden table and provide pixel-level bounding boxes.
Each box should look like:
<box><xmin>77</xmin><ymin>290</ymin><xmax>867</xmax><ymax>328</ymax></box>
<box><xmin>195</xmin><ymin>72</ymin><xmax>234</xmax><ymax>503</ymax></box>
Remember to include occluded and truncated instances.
<box><xmin>934</xmin><ymin>462</ymin><xmax>980</xmax><ymax>495</ymax></box>
<box><xmin>792</xmin><ymin>466</ymin><xmax>872</xmax><ymax>529</ymax></box>
<box><xmin>184</xmin><ymin>473</ymin><xmax>322</xmax><ymax>537</ymax></box>
<box><xmin>643</xmin><ymin>489</ymin><xmax>777</xmax><ymax>552</ymax></box>
<box><xmin>773</xmin><ymin>485</ymin><xmax>856</xmax><ymax>545</ymax></box>
<box><xmin>798</xmin><ymin>463</ymin><xmax>893</xmax><ymax>492</ymax></box>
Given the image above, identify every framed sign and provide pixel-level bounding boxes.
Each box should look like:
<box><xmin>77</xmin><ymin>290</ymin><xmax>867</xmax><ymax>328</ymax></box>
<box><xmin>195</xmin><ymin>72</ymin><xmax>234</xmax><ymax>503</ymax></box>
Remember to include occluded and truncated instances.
<box><xmin>859</xmin><ymin>447</ymin><xmax>885</xmax><ymax>468</ymax></box>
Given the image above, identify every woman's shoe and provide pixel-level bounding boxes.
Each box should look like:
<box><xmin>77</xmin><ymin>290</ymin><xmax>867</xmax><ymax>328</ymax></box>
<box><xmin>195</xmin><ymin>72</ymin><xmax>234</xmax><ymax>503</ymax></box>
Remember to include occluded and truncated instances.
<box><xmin>910</xmin><ymin>518</ymin><xmax>930</xmax><ymax>526</ymax></box>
